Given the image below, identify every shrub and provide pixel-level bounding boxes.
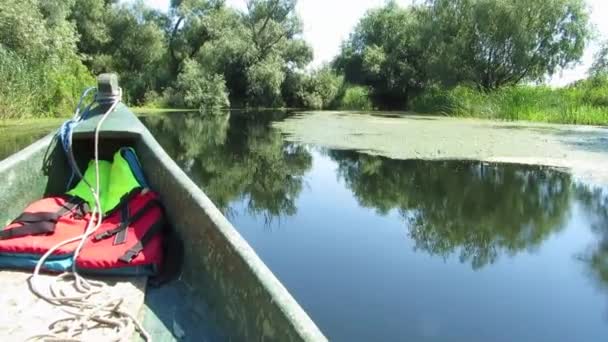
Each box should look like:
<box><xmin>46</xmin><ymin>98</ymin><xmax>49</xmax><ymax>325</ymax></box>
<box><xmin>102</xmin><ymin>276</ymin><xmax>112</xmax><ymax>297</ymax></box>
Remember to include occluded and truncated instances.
<box><xmin>337</xmin><ymin>85</ymin><xmax>374</xmax><ymax>110</ymax></box>
<box><xmin>246</xmin><ymin>55</ymin><xmax>286</xmax><ymax>108</ymax></box>
<box><xmin>170</xmin><ymin>59</ymin><xmax>230</xmax><ymax>112</ymax></box>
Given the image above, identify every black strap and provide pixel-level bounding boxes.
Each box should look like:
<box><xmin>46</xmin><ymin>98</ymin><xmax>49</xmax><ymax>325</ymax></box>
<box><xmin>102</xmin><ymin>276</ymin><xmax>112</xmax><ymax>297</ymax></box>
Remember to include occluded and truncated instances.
<box><xmin>113</xmin><ymin>202</ymin><xmax>131</xmax><ymax>245</ymax></box>
<box><xmin>94</xmin><ymin>199</ymin><xmax>162</xmax><ymax>242</ymax></box>
<box><xmin>118</xmin><ymin>218</ymin><xmax>165</xmax><ymax>263</ymax></box>
<box><xmin>0</xmin><ymin>196</ymin><xmax>87</xmax><ymax>240</ymax></box>
<box><xmin>56</xmin><ymin>197</ymin><xmax>87</xmax><ymax>217</ymax></box>
<box><xmin>0</xmin><ymin>220</ymin><xmax>56</xmax><ymax>239</ymax></box>
<box><xmin>10</xmin><ymin>197</ymin><xmax>85</xmax><ymax>224</ymax></box>
<box><xmin>13</xmin><ymin>212</ymin><xmax>60</xmax><ymax>223</ymax></box>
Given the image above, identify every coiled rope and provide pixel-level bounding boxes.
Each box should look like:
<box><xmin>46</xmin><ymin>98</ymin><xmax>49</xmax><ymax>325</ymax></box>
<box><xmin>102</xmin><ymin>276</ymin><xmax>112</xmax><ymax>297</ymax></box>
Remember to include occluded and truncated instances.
<box><xmin>27</xmin><ymin>88</ymin><xmax>151</xmax><ymax>342</ymax></box>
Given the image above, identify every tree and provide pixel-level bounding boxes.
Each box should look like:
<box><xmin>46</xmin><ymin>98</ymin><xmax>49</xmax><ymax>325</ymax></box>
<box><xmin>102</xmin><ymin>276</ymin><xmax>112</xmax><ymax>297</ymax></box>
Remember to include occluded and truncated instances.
<box><xmin>246</xmin><ymin>54</ymin><xmax>286</xmax><ymax>107</ymax></box>
<box><xmin>168</xmin><ymin>58</ymin><xmax>229</xmax><ymax>111</ymax></box>
<box><xmin>70</xmin><ymin>0</ymin><xmax>115</xmax><ymax>64</ymax></box>
<box><xmin>70</xmin><ymin>0</ymin><xmax>168</xmax><ymax>103</ymax></box>
<box><xmin>283</xmin><ymin>66</ymin><xmax>344</xmax><ymax>109</ymax></box>
<box><xmin>105</xmin><ymin>3</ymin><xmax>167</xmax><ymax>103</ymax></box>
<box><xmin>245</xmin><ymin>0</ymin><xmax>301</xmax><ymax>61</ymax></box>
<box><xmin>168</xmin><ymin>0</ymin><xmax>225</xmax><ymax>75</ymax></box>
<box><xmin>589</xmin><ymin>41</ymin><xmax>608</xmax><ymax>77</ymax></box>
<box><xmin>165</xmin><ymin>0</ymin><xmax>312</xmax><ymax>108</ymax></box>
<box><xmin>0</xmin><ymin>0</ymin><xmax>79</xmax><ymax>62</ymax></box>
<box><xmin>421</xmin><ymin>0</ymin><xmax>591</xmax><ymax>90</ymax></box>
<box><xmin>334</xmin><ymin>1</ymin><xmax>426</xmax><ymax>109</ymax></box>
<box><xmin>241</xmin><ymin>0</ymin><xmax>311</xmax><ymax>107</ymax></box>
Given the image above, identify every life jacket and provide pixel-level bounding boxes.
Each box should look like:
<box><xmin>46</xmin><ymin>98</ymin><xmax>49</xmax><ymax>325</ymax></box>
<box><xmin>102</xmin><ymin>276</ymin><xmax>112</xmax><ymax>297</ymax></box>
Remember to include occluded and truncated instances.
<box><xmin>76</xmin><ymin>188</ymin><xmax>165</xmax><ymax>276</ymax></box>
<box><xmin>0</xmin><ymin>148</ymin><xmax>166</xmax><ymax>276</ymax></box>
<box><xmin>0</xmin><ymin>195</ymin><xmax>91</xmax><ymax>271</ymax></box>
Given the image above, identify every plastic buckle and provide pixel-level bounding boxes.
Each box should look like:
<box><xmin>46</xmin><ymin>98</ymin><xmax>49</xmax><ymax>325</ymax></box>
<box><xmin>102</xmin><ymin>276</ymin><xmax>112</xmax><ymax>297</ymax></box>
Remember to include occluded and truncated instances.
<box><xmin>94</xmin><ymin>231</ymin><xmax>112</xmax><ymax>241</ymax></box>
<box><xmin>119</xmin><ymin>250</ymin><xmax>138</xmax><ymax>263</ymax></box>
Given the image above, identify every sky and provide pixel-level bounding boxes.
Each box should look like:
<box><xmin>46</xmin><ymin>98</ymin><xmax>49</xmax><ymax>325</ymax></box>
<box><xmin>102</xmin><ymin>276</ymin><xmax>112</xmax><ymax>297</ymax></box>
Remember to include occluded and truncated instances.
<box><xmin>144</xmin><ymin>0</ymin><xmax>608</xmax><ymax>86</ymax></box>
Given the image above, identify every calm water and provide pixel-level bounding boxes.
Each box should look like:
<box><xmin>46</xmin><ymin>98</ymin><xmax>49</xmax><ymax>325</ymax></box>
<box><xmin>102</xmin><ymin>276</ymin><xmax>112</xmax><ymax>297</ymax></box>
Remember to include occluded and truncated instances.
<box><xmin>0</xmin><ymin>123</ymin><xmax>58</xmax><ymax>161</ymax></box>
<box><xmin>141</xmin><ymin>111</ymin><xmax>608</xmax><ymax>341</ymax></box>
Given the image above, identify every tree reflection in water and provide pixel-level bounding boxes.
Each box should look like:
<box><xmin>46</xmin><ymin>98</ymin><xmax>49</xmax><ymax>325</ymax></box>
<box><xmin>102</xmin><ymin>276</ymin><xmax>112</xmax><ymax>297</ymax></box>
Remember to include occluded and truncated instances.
<box><xmin>328</xmin><ymin>150</ymin><xmax>574</xmax><ymax>269</ymax></box>
<box><xmin>576</xmin><ymin>184</ymin><xmax>608</xmax><ymax>291</ymax></box>
<box><xmin>142</xmin><ymin>111</ymin><xmax>312</xmax><ymax>221</ymax></box>
<box><xmin>143</xmin><ymin>112</ymin><xmax>608</xmax><ymax>279</ymax></box>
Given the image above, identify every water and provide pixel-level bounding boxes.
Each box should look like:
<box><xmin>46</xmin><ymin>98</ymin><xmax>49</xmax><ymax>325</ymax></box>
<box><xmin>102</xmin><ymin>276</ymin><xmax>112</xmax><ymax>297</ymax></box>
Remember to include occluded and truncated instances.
<box><xmin>0</xmin><ymin>120</ymin><xmax>61</xmax><ymax>161</ymax></box>
<box><xmin>142</xmin><ymin>111</ymin><xmax>607</xmax><ymax>341</ymax></box>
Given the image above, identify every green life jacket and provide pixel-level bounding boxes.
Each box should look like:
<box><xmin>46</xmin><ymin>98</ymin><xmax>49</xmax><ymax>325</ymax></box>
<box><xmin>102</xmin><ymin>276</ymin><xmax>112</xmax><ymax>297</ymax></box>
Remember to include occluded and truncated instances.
<box><xmin>66</xmin><ymin>160</ymin><xmax>111</xmax><ymax>211</ymax></box>
<box><xmin>103</xmin><ymin>149</ymin><xmax>142</xmax><ymax>214</ymax></box>
<box><xmin>66</xmin><ymin>149</ymin><xmax>142</xmax><ymax>215</ymax></box>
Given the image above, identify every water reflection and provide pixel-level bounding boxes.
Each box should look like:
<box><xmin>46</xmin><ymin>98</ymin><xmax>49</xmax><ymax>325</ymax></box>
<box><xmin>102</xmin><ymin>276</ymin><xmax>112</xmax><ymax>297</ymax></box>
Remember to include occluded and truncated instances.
<box><xmin>0</xmin><ymin>122</ymin><xmax>60</xmax><ymax>161</ymax></box>
<box><xmin>328</xmin><ymin>151</ymin><xmax>573</xmax><ymax>269</ymax></box>
<box><xmin>142</xmin><ymin>112</ymin><xmax>607</xmax><ymax>271</ymax></box>
<box><xmin>142</xmin><ymin>111</ymin><xmax>312</xmax><ymax>221</ymax></box>
<box><xmin>141</xmin><ymin>112</ymin><xmax>608</xmax><ymax>340</ymax></box>
<box><xmin>576</xmin><ymin>185</ymin><xmax>608</xmax><ymax>290</ymax></box>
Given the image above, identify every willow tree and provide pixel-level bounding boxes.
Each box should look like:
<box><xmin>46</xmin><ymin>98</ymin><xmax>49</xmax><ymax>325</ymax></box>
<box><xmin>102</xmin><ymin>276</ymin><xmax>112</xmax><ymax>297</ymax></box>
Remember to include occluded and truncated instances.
<box><xmin>421</xmin><ymin>0</ymin><xmax>591</xmax><ymax>90</ymax></box>
<box><xmin>334</xmin><ymin>1</ymin><xmax>426</xmax><ymax>109</ymax></box>
<box><xmin>242</xmin><ymin>0</ymin><xmax>312</xmax><ymax>107</ymax></box>
<box><xmin>590</xmin><ymin>41</ymin><xmax>608</xmax><ymax>78</ymax></box>
<box><xmin>168</xmin><ymin>0</ymin><xmax>225</xmax><ymax>74</ymax></box>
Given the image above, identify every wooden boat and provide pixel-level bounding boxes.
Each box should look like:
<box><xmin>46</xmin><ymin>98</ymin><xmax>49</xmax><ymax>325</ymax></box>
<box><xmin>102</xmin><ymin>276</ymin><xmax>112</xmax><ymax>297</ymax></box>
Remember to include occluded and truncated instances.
<box><xmin>0</xmin><ymin>74</ymin><xmax>326</xmax><ymax>341</ymax></box>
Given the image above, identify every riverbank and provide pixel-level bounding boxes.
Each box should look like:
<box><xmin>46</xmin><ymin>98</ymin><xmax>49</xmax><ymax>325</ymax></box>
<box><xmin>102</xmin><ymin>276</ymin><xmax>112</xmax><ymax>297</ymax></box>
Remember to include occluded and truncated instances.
<box><xmin>275</xmin><ymin>111</ymin><xmax>608</xmax><ymax>186</ymax></box>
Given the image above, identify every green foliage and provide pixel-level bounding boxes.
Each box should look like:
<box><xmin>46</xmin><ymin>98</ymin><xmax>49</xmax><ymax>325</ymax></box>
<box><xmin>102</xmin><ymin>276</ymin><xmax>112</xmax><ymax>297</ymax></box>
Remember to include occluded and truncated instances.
<box><xmin>0</xmin><ymin>48</ymin><xmax>45</xmax><ymax>118</ymax></box>
<box><xmin>0</xmin><ymin>0</ymin><xmax>94</xmax><ymax>119</ymax></box>
<box><xmin>335</xmin><ymin>1</ymin><xmax>426</xmax><ymax>109</ymax></box>
<box><xmin>168</xmin><ymin>59</ymin><xmax>230</xmax><ymax>112</ymax></box>
<box><xmin>0</xmin><ymin>0</ymin><xmax>602</xmax><ymax>120</ymax></box>
<box><xmin>71</xmin><ymin>0</ymin><xmax>167</xmax><ymax>104</ymax></box>
<box><xmin>246</xmin><ymin>55</ymin><xmax>286</xmax><ymax>107</ymax></box>
<box><xmin>306</xmin><ymin>67</ymin><xmax>344</xmax><ymax>109</ymax></box>
<box><xmin>282</xmin><ymin>66</ymin><xmax>344</xmax><ymax>109</ymax></box>
<box><xmin>421</xmin><ymin>0</ymin><xmax>591</xmax><ymax>90</ymax></box>
<box><xmin>590</xmin><ymin>41</ymin><xmax>608</xmax><ymax>78</ymax></box>
<box><xmin>411</xmin><ymin>82</ymin><xmax>608</xmax><ymax>125</ymax></box>
<box><xmin>245</xmin><ymin>0</ymin><xmax>302</xmax><ymax>60</ymax></box>
<box><xmin>337</xmin><ymin>85</ymin><xmax>374</xmax><ymax>111</ymax></box>
<box><xmin>166</xmin><ymin>0</ymin><xmax>311</xmax><ymax>108</ymax></box>
<box><xmin>334</xmin><ymin>0</ymin><xmax>593</xmax><ymax>114</ymax></box>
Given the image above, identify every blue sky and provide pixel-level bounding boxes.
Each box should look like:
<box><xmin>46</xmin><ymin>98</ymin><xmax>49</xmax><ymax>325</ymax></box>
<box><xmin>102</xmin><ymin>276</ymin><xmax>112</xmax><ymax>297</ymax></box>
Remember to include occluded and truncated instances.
<box><xmin>143</xmin><ymin>0</ymin><xmax>608</xmax><ymax>86</ymax></box>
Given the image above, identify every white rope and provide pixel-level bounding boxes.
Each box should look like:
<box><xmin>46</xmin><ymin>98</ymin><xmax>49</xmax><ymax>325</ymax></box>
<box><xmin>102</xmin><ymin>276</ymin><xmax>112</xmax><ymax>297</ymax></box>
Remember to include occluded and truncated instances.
<box><xmin>27</xmin><ymin>92</ymin><xmax>151</xmax><ymax>342</ymax></box>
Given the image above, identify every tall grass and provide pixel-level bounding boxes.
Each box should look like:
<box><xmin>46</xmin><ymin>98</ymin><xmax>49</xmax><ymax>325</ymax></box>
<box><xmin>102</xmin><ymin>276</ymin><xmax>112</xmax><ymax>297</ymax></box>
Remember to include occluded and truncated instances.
<box><xmin>0</xmin><ymin>47</ymin><xmax>94</xmax><ymax>119</ymax></box>
<box><xmin>411</xmin><ymin>77</ymin><xmax>608</xmax><ymax>125</ymax></box>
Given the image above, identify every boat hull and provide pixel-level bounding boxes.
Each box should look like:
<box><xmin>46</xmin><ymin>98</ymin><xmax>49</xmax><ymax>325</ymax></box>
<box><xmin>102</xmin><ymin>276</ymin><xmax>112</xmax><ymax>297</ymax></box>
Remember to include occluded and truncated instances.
<box><xmin>0</xmin><ymin>104</ymin><xmax>326</xmax><ymax>341</ymax></box>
